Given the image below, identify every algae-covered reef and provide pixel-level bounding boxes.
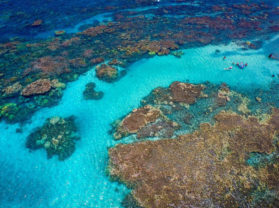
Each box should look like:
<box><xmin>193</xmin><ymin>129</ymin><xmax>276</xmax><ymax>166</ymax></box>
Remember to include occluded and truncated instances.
<box><xmin>109</xmin><ymin>81</ymin><xmax>279</xmax><ymax>208</ymax></box>
<box><xmin>26</xmin><ymin>116</ymin><xmax>80</xmax><ymax>160</ymax></box>
<box><xmin>1</xmin><ymin>1</ymin><xmax>279</xmax><ymax>124</ymax></box>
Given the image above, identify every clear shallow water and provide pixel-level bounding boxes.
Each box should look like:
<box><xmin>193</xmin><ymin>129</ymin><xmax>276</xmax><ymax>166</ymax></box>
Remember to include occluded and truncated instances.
<box><xmin>0</xmin><ymin>42</ymin><xmax>278</xmax><ymax>208</ymax></box>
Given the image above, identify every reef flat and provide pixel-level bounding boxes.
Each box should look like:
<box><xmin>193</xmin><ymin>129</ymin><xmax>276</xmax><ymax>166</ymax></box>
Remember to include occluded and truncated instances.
<box><xmin>109</xmin><ymin>81</ymin><xmax>279</xmax><ymax>208</ymax></box>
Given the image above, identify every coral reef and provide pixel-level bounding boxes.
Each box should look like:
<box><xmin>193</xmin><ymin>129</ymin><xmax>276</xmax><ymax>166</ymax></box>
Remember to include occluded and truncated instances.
<box><xmin>109</xmin><ymin>109</ymin><xmax>279</xmax><ymax>208</ymax></box>
<box><xmin>96</xmin><ymin>64</ymin><xmax>118</xmax><ymax>82</ymax></box>
<box><xmin>90</xmin><ymin>57</ymin><xmax>104</xmax><ymax>65</ymax></box>
<box><xmin>112</xmin><ymin>81</ymin><xmax>279</xmax><ymax>141</ymax></box>
<box><xmin>2</xmin><ymin>82</ymin><xmax>23</xmax><ymax>98</ymax></box>
<box><xmin>83</xmin><ymin>82</ymin><xmax>104</xmax><ymax>100</ymax></box>
<box><xmin>26</xmin><ymin>116</ymin><xmax>80</xmax><ymax>160</ymax></box>
<box><xmin>25</xmin><ymin>56</ymin><xmax>70</xmax><ymax>76</ymax></box>
<box><xmin>170</xmin><ymin>81</ymin><xmax>205</xmax><ymax>104</ymax></box>
<box><xmin>21</xmin><ymin>79</ymin><xmax>52</xmax><ymax>97</ymax></box>
<box><xmin>109</xmin><ymin>81</ymin><xmax>279</xmax><ymax>207</ymax></box>
<box><xmin>113</xmin><ymin>105</ymin><xmax>163</xmax><ymax>139</ymax></box>
<box><xmin>0</xmin><ymin>103</ymin><xmax>19</xmax><ymax>122</ymax></box>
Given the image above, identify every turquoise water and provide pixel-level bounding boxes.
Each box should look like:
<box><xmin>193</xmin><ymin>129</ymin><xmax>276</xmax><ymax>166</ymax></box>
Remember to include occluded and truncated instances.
<box><xmin>0</xmin><ymin>42</ymin><xmax>278</xmax><ymax>207</ymax></box>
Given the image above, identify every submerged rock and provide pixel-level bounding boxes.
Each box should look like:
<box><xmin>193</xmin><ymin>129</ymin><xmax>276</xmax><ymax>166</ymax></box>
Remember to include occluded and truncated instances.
<box><xmin>26</xmin><ymin>116</ymin><xmax>80</xmax><ymax>160</ymax></box>
<box><xmin>21</xmin><ymin>79</ymin><xmax>52</xmax><ymax>97</ymax></box>
<box><xmin>83</xmin><ymin>82</ymin><xmax>104</xmax><ymax>100</ymax></box>
<box><xmin>96</xmin><ymin>64</ymin><xmax>118</xmax><ymax>82</ymax></box>
<box><xmin>109</xmin><ymin>109</ymin><xmax>279</xmax><ymax>208</ymax></box>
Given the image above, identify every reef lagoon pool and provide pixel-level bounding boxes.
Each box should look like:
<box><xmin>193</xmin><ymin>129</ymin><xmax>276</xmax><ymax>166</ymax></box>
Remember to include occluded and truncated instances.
<box><xmin>1</xmin><ymin>1</ymin><xmax>279</xmax><ymax>208</ymax></box>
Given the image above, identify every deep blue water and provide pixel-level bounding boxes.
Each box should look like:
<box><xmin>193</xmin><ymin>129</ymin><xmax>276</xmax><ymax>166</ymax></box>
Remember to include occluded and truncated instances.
<box><xmin>1</xmin><ymin>0</ymin><xmax>278</xmax><ymax>41</ymax></box>
<box><xmin>1</xmin><ymin>0</ymin><xmax>279</xmax><ymax>207</ymax></box>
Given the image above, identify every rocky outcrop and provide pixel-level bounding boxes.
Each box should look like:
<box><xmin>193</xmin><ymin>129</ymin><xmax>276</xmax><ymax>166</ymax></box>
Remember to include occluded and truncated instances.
<box><xmin>21</xmin><ymin>79</ymin><xmax>52</xmax><ymax>97</ymax></box>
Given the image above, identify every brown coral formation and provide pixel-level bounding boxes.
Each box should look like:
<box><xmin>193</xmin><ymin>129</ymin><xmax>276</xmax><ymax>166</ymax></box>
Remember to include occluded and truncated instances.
<box><xmin>170</xmin><ymin>81</ymin><xmax>205</xmax><ymax>104</ymax></box>
<box><xmin>109</xmin><ymin>109</ymin><xmax>279</xmax><ymax>208</ymax></box>
<box><xmin>114</xmin><ymin>105</ymin><xmax>162</xmax><ymax>139</ymax></box>
<box><xmin>21</xmin><ymin>79</ymin><xmax>52</xmax><ymax>97</ymax></box>
<box><xmin>25</xmin><ymin>56</ymin><xmax>70</xmax><ymax>76</ymax></box>
<box><xmin>96</xmin><ymin>64</ymin><xmax>118</xmax><ymax>82</ymax></box>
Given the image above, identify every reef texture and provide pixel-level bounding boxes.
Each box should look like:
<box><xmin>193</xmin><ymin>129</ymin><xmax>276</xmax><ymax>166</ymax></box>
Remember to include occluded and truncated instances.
<box><xmin>96</xmin><ymin>64</ymin><xmax>118</xmax><ymax>82</ymax></box>
<box><xmin>109</xmin><ymin>81</ymin><xmax>279</xmax><ymax>207</ymax></box>
<box><xmin>170</xmin><ymin>81</ymin><xmax>205</xmax><ymax>104</ymax></box>
<box><xmin>26</xmin><ymin>116</ymin><xmax>80</xmax><ymax>160</ymax></box>
<box><xmin>21</xmin><ymin>79</ymin><xmax>52</xmax><ymax>97</ymax></box>
<box><xmin>109</xmin><ymin>109</ymin><xmax>279</xmax><ymax>208</ymax></box>
<box><xmin>114</xmin><ymin>105</ymin><xmax>164</xmax><ymax>139</ymax></box>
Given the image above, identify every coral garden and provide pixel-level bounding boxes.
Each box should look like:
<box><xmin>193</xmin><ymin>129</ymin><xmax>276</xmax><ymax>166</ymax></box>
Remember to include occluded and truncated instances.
<box><xmin>26</xmin><ymin>116</ymin><xmax>80</xmax><ymax>160</ymax></box>
<box><xmin>1</xmin><ymin>0</ymin><xmax>279</xmax><ymax>124</ymax></box>
<box><xmin>109</xmin><ymin>81</ymin><xmax>279</xmax><ymax>207</ymax></box>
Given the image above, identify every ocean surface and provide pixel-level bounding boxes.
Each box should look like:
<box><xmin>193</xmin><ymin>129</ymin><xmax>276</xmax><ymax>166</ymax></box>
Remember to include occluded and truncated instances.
<box><xmin>0</xmin><ymin>0</ymin><xmax>279</xmax><ymax>208</ymax></box>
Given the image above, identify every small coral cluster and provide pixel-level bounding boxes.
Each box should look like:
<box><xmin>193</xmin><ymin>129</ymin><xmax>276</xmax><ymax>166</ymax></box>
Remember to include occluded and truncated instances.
<box><xmin>26</xmin><ymin>116</ymin><xmax>80</xmax><ymax>161</ymax></box>
<box><xmin>83</xmin><ymin>82</ymin><xmax>104</xmax><ymax>100</ymax></box>
<box><xmin>96</xmin><ymin>64</ymin><xmax>118</xmax><ymax>82</ymax></box>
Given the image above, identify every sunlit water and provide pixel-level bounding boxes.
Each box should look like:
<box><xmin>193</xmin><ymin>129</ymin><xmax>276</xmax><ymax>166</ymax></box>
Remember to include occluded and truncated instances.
<box><xmin>0</xmin><ymin>41</ymin><xmax>278</xmax><ymax>207</ymax></box>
